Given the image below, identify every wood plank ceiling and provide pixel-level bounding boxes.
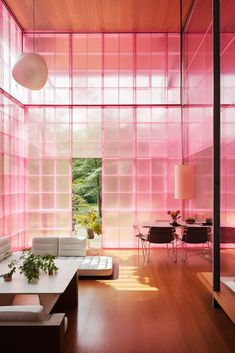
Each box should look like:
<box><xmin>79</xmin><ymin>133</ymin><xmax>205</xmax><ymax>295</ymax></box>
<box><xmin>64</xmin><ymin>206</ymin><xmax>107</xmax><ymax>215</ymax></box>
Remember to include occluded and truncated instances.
<box><xmin>4</xmin><ymin>0</ymin><xmax>193</xmax><ymax>32</ymax></box>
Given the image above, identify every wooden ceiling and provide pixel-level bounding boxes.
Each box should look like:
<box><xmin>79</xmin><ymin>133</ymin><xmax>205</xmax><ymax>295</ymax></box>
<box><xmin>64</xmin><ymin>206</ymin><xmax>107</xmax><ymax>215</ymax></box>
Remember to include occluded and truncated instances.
<box><xmin>4</xmin><ymin>0</ymin><xmax>193</xmax><ymax>32</ymax></box>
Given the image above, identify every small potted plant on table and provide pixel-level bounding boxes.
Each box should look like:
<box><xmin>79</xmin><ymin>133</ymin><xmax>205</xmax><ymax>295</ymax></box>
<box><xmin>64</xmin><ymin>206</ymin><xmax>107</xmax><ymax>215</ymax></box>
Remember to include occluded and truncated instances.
<box><xmin>19</xmin><ymin>250</ymin><xmax>43</xmax><ymax>283</ymax></box>
<box><xmin>185</xmin><ymin>217</ymin><xmax>196</xmax><ymax>225</ymax></box>
<box><xmin>167</xmin><ymin>210</ymin><xmax>181</xmax><ymax>226</ymax></box>
<box><xmin>41</xmin><ymin>254</ymin><xmax>58</xmax><ymax>275</ymax></box>
<box><xmin>0</xmin><ymin>259</ymin><xmax>17</xmax><ymax>282</ymax></box>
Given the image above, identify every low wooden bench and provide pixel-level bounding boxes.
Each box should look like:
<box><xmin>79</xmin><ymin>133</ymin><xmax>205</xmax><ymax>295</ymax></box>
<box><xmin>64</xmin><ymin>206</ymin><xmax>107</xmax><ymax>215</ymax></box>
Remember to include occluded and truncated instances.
<box><xmin>0</xmin><ymin>305</ymin><xmax>66</xmax><ymax>353</ymax></box>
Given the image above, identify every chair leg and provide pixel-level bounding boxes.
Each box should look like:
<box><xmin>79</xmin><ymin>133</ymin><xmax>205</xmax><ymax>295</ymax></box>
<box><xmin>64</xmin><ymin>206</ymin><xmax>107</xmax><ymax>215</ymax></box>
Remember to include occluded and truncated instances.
<box><xmin>140</xmin><ymin>238</ymin><xmax>146</xmax><ymax>260</ymax></box>
<box><xmin>177</xmin><ymin>241</ymin><xmax>187</xmax><ymax>262</ymax></box>
<box><xmin>147</xmin><ymin>241</ymin><xmax>150</xmax><ymax>263</ymax></box>
<box><xmin>166</xmin><ymin>242</ymin><xmax>177</xmax><ymax>262</ymax></box>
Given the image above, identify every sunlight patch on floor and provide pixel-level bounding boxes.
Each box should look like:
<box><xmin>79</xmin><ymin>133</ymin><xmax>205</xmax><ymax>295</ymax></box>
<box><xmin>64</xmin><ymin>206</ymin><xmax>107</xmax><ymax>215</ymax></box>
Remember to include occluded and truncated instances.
<box><xmin>98</xmin><ymin>265</ymin><xmax>159</xmax><ymax>291</ymax></box>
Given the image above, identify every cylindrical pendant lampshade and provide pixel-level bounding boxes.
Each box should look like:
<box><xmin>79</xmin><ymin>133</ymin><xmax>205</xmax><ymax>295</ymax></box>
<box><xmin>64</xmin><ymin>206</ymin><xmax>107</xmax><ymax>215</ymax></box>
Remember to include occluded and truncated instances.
<box><xmin>12</xmin><ymin>53</ymin><xmax>48</xmax><ymax>90</ymax></box>
<box><xmin>174</xmin><ymin>164</ymin><xmax>195</xmax><ymax>199</ymax></box>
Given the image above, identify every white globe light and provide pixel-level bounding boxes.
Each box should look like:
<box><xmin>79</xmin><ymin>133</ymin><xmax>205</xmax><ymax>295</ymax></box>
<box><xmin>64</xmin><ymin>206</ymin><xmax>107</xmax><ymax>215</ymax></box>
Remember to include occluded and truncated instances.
<box><xmin>12</xmin><ymin>53</ymin><xmax>48</xmax><ymax>90</ymax></box>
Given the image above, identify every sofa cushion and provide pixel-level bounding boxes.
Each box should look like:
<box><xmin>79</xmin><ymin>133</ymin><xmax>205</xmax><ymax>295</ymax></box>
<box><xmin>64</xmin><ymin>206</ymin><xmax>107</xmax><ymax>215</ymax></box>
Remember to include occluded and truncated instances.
<box><xmin>58</xmin><ymin>237</ymin><xmax>87</xmax><ymax>257</ymax></box>
<box><xmin>32</xmin><ymin>237</ymin><xmax>59</xmax><ymax>256</ymax></box>
<box><xmin>0</xmin><ymin>237</ymin><xmax>12</xmax><ymax>262</ymax></box>
<box><xmin>0</xmin><ymin>305</ymin><xmax>44</xmax><ymax>322</ymax></box>
<box><xmin>77</xmin><ymin>256</ymin><xmax>113</xmax><ymax>276</ymax></box>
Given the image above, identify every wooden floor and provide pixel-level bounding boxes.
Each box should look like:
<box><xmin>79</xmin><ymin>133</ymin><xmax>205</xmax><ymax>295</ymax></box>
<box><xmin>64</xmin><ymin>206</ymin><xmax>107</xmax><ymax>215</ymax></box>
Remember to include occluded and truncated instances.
<box><xmin>64</xmin><ymin>249</ymin><xmax>235</xmax><ymax>353</ymax></box>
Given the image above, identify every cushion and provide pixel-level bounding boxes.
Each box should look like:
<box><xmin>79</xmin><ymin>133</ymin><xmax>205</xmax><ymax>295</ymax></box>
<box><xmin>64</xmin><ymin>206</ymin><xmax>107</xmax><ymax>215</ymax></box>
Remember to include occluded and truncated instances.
<box><xmin>77</xmin><ymin>256</ymin><xmax>113</xmax><ymax>276</ymax></box>
<box><xmin>0</xmin><ymin>237</ymin><xmax>12</xmax><ymax>262</ymax></box>
<box><xmin>32</xmin><ymin>237</ymin><xmax>59</xmax><ymax>256</ymax></box>
<box><xmin>0</xmin><ymin>305</ymin><xmax>44</xmax><ymax>322</ymax></box>
<box><xmin>58</xmin><ymin>237</ymin><xmax>87</xmax><ymax>257</ymax></box>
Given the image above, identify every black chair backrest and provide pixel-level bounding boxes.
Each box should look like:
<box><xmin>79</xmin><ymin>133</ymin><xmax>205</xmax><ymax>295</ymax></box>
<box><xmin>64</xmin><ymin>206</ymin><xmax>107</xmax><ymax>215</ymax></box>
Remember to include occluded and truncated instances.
<box><xmin>148</xmin><ymin>227</ymin><xmax>175</xmax><ymax>244</ymax></box>
<box><xmin>182</xmin><ymin>226</ymin><xmax>210</xmax><ymax>244</ymax></box>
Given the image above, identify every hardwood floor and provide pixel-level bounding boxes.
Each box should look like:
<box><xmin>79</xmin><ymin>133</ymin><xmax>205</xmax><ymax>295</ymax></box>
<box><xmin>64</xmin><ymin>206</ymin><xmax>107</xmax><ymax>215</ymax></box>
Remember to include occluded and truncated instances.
<box><xmin>64</xmin><ymin>249</ymin><xmax>235</xmax><ymax>353</ymax></box>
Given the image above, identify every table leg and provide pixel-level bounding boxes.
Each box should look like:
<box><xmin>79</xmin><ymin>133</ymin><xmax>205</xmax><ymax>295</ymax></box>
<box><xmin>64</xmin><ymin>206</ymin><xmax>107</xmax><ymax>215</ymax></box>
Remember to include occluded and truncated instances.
<box><xmin>53</xmin><ymin>271</ymin><xmax>78</xmax><ymax>310</ymax></box>
<box><xmin>0</xmin><ymin>294</ymin><xmax>15</xmax><ymax>306</ymax></box>
<box><xmin>39</xmin><ymin>294</ymin><xmax>60</xmax><ymax>314</ymax></box>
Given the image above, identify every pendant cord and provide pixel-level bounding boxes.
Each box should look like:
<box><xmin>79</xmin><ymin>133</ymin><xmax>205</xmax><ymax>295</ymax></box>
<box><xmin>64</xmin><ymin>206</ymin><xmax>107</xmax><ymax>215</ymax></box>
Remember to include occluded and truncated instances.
<box><xmin>180</xmin><ymin>0</ymin><xmax>184</xmax><ymax>164</ymax></box>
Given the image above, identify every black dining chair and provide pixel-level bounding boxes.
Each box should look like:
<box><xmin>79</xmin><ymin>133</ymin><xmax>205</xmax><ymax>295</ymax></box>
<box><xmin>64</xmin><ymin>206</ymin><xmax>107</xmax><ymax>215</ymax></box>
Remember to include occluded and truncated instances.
<box><xmin>179</xmin><ymin>226</ymin><xmax>211</xmax><ymax>261</ymax></box>
<box><xmin>146</xmin><ymin>226</ymin><xmax>177</xmax><ymax>262</ymax></box>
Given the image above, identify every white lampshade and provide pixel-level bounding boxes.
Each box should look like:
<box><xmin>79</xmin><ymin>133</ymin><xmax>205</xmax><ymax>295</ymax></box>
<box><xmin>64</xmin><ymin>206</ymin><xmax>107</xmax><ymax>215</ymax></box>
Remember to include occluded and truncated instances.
<box><xmin>12</xmin><ymin>53</ymin><xmax>48</xmax><ymax>90</ymax></box>
<box><xmin>174</xmin><ymin>164</ymin><xmax>195</xmax><ymax>199</ymax></box>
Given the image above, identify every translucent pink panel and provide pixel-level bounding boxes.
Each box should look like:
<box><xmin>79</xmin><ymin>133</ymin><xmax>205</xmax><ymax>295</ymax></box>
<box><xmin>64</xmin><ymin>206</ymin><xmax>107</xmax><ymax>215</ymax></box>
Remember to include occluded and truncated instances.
<box><xmin>102</xmin><ymin>107</ymin><xmax>181</xmax><ymax>247</ymax></box>
<box><xmin>23</xmin><ymin>34</ymin><xmax>70</xmax><ymax>105</ymax></box>
<box><xmin>0</xmin><ymin>2</ymin><xmax>22</xmax><ymax>100</ymax></box>
<box><xmin>220</xmin><ymin>0</ymin><xmax>235</xmax><ymax>232</ymax></box>
<box><xmin>25</xmin><ymin>108</ymin><xmax>71</xmax><ymax>238</ymax></box>
<box><xmin>183</xmin><ymin>0</ymin><xmax>213</xmax><ymax>224</ymax></box>
<box><xmin>0</xmin><ymin>93</ymin><xmax>26</xmax><ymax>249</ymax></box>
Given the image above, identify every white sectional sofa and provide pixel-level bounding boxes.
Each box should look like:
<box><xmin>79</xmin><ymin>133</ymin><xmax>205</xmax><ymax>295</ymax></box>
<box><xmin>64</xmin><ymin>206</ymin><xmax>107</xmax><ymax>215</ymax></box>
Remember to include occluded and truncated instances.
<box><xmin>0</xmin><ymin>236</ymin><xmax>113</xmax><ymax>277</ymax></box>
<box><xmin>32</xmin><ymin>236</ymin><xmax>113</xmax><ymax>276</ymax></box>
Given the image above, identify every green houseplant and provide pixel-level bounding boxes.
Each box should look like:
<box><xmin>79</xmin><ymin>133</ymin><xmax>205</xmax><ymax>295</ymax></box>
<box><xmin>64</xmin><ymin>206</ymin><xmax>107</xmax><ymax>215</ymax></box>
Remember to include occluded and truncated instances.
<box><xmin>185</xmin><ymin>217</ymin><xmax>196</xmax><ymax>224</ymax></box>
<box><xmin>41</xmin><ymin>254</ymin><xmax>58</xmax><ymax>275</ymax></box>
<box><xmin>19</xmin><ymin>250</ymin><xmax>43</xmax><ymax>283</ymax></box>
<box><xmin>76</xmin><ymin>211</ymin><xmax>102</xmax><ymax>239</ymax></box>
<box><xmin>0</xmin><ymin>259</ymin><xmax>17</xmax><ymax>282</ymax></box>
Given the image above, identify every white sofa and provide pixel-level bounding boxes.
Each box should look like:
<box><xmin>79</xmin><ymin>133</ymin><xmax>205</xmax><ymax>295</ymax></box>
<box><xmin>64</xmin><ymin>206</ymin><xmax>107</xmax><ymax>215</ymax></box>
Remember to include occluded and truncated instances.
<box><xmin>0</xmin><ymin>236</ymin><xmax>113</xmax><ymax>277</ymax></box>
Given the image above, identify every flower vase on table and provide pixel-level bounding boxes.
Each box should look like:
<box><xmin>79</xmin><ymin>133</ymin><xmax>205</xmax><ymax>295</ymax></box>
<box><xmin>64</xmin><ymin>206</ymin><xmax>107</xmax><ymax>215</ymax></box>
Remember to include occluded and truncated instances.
<box><xmin>167</xmin><ymin>210</ymin><xmax>181</xmax><ymax>227</ymax></box>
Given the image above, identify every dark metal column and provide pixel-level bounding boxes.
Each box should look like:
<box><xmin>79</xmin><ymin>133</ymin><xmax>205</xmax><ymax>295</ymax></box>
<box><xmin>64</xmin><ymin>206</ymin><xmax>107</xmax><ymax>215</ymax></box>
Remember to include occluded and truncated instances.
<box><xmin>212</xmin><ymin>0</ymin><xmax>220</xmax><ymax>293</ymax></box>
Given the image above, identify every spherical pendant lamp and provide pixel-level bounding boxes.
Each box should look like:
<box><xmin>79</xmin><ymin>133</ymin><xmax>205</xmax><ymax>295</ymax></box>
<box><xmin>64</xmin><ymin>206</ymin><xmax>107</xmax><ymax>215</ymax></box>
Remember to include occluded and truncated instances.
<box><xmin>12</xmin><ymin>0</ymin><xmax>48</xmax><ymax>90</ymax></box>
<box><xmin>12</xmin><ymin>52</ymin><xmax>48</xmax><ymax>90</ymax></box>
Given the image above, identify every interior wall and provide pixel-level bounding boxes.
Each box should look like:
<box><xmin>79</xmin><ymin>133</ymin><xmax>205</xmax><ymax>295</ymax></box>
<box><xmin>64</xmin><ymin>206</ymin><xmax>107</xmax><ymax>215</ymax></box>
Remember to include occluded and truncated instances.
<box><xmin>221</xmin><ymin>0</ymin><xmax>235</xmax><ymax>226</ymax></box>
<box><xmin>24</xmin><ymin>106</ymin><xmax>181</xmax><ymax>248</ymax></box>
<box><xmin>0</xmin><ymin>93</ymin><xmax>27</xmax><ymax>249</ymax></box>
<box><xmin>0</xmin><ymin>1</ymin><xmax>195</xmax><ymax>248</ymax></box>
<box><xmin>183</xmin><ymin>0</ymin><xmax>235</xmax><ymax>240</ymax></box>
<box><xmin>0</xmin><ymin>2</ymin><xmax>27</xmax><ymax>249</ymax></box>
<box><xmin>183</xmin><ymin>0</ymin><xmax>213</xmax><ymax>222</ymax></box>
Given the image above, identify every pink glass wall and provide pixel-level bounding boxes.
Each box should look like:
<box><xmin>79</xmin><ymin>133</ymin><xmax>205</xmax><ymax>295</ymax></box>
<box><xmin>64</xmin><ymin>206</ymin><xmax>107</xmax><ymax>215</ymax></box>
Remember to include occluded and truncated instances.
<box><xmin>0</xmin><ymin>2</ymin><xmax>27</xmax><ymax>249</ymax></box>
<box><xmin>22</xmin><ymin>33</ymin><xmax>181</xmax><ymax>248</ymax></box>
<box><xmin>220</xmin><ymin>0</ymin><xmax>235</xmax><ymax>227</ymax></box>
<box><xmin>103</xmin><ymin>107</ymin><xmax>181</xmax><ymax>247</ymax></box>
<box><xmin>183</xmin><ymin>0</ymin><xmax>213</xmax><ymax>222</ymax></box>
<box><xmin>0</xmin><ymin>2</ymin><xmax>23</xmax><ymax>101</ymax></box>
<box><xmin>1</xmin><ymin>0</ymin><xmax>182</xmax><ymax>248</ymax></box>
<box><xmin>25</xmin><ymin>106</ymin><xmax>181</xmax><ymax>248</ymax></box>
<box><xmin>0</xmin><ymin>94</ymin><xmax>27</xmax><ymax>249</ymax></box>
<box><xmin>183</xmin><ymin>0</ymin><xmax>235</xmax><ymax>247</ymax></box>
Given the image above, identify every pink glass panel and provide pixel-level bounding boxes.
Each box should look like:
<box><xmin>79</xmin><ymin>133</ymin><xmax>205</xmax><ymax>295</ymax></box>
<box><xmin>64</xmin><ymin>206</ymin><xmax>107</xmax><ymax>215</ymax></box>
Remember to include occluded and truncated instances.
<box><xmin>183</xmin><ymin>0</ymin><xmax>213</xmax><ymax>223</ymax></box>
<box><xmin>220</xmin><ymin>0</ymin><xmax>235</xmax><ymax>235</ymax></box>
<box><xmin>0</xmin><ymin>94</ymin><xmax>27</xmax><ymax>249</ymax></box>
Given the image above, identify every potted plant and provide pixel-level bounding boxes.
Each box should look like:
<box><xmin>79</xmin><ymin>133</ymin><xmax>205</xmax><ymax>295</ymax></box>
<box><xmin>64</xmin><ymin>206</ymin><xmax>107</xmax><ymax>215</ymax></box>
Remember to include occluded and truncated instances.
<box><xmin>0</xmin><ymin>259</ymin><xmax>17</xmax><ymax>282</ymax></box>
<box><xmin>185</xmin><ymin>217</ymin><xmax>196</xmax><ymax>224</ymax></box>
<box><xmin>41</xmin><ymin>254</ymin><xmax>58</xmax><ymax>275</ymax></box>
<box><xmin>19</xmin><ymin>250</ymin><xmax>43</xmax><ymax>283</ymax></box>
<box><xmin>167</xmin><ymin>210</ymin><xmax>181</xmax><ymax>226</ymax></box>
<box><xmin>76</xmin><ymin>211</ymin><xmax>102</xmax><ymax>239</ymax></box>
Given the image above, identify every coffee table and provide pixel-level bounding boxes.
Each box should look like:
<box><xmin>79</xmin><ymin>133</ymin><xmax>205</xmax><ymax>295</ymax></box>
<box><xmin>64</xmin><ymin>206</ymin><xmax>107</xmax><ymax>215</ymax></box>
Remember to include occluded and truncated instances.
<box><xmin>0</xmin><ymin>259</ymin><xmax>79</xmax><ymax>313</ymax></box>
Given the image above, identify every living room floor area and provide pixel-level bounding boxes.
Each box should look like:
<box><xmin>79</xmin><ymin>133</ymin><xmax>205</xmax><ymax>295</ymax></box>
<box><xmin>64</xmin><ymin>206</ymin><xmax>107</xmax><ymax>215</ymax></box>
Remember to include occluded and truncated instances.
<box><xmin>64</xmin><ymin>249</ymin><xmax>235</xmax><ymax>353</ymax></box>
